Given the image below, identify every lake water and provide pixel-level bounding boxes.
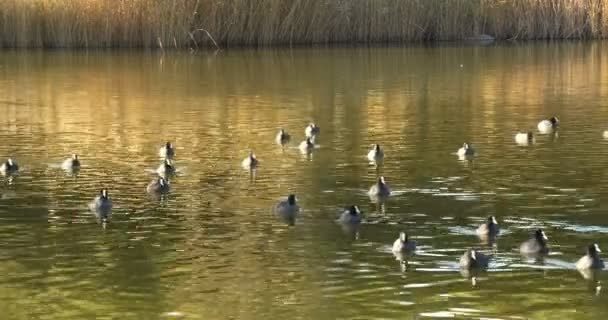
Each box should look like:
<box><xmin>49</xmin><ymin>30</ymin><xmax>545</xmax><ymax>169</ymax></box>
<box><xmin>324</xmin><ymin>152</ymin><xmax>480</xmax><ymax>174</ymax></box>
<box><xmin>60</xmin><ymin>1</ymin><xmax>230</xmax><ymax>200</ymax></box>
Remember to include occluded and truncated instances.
<box><xmin>0</xmin><ymin>42</ymin><xmax>608</xmax><ymax>319</ymax></box>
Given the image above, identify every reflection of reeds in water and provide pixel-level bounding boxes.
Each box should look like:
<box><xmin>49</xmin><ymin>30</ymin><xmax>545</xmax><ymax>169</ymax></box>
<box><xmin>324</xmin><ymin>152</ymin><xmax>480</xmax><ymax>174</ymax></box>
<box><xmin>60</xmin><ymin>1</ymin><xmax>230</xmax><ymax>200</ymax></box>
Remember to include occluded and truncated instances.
<box><xmin>3</xmin><ymin>1</ymin><xmax>608</xmax><ymax>48</ymax></box>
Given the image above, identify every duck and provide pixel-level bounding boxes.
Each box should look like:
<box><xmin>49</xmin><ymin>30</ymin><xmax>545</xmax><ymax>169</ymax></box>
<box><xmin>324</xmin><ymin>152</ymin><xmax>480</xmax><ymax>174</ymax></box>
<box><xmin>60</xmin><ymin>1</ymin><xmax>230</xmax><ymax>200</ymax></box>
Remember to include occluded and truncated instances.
<box><xmin>338</xmin><ymin>205</ymin><xmax>362</xmax><ymax>224</ymax></box>
<box><xmin>0</xmin><ymin>158</ymin><xmax>19</xmax><ymax>175</ymax></box>
<box><xmin>275</xmin><ymin>194</ymin><xmax>300</xmax><ymax>225</ymax></box>
<box><xmin>515</xmin><ymin>132</ymin><xmax>534</xmax><ymax>145</ymax></box>
<box><xmin>146</xmin><ymin>177</ymin><xmax>170</xmax><ymax>194</ymax></box>
<box><xmin>368</xmin><ymin>176</ymin><xmax>391</xmax><ymax>197</ymax></box>
<box><xmin>89</xmin><ymin>188</ymin><xmax>113</xmax><ymax>216</ymax></box>
<box><xmin>156</xmin><ymin>159</ymin><xmax>176</xmax><ymax>177</ymax></box>
<box><xmin>367</xmin><ymin>144</ymin><xmax>384</xmax><ymax>163</ymax></box>
<box><xmin>476</xmin><ymin>216</ymin><xmax>500</xmax><ymax>239</ymax></box>
<box><xmin>457</xmin><ymin>143</ymin><xmax>475</xmax><ymax>157</ymax></box>
<box><xmin>299</xmin><ymin>137</ymin><xmax>315</xmax><ymax>153</ymax></box>
<box><xmin>576</xmin><ymin>243</ymin><xmax>604</xmax><ymax>270</ymax></box>
<box><xmin>61</xmin><ymin>154</ymin><xmax>81</xmax><ymax>171</ymax></box>
<box><xmin>520</xmin><ymin>229</ymin><xmax>550</xmax><ymax>255</ymax></box>
<box><xmin>276</xmin><ymin>129</ymin><xmax>290</xmax><ymax>145</ymax></box>
<box><xmin>305</xmin><ymin>123</ymin><xmax>320</xmax><ymax>138</ymax></box>
<box><xmin>459</xmin><ymin>248</ymin><xmax>490</xmax><ymax>270</ymax></box>
<box><xmin>392</xmin><ymin>232</ymin><xmax>417</xmax><ymax>253</ymax></box>
<box><xmin>241</xmin><ymin>151</ymin><xmax>259</xmax><ymax>170</ymax></box>
<box><xmin>159</xmin><ymin>141</ymin><xmax>175</xmax><ymax>159</ymax></box>
<box><xmin>537</xmin><ymin>116</ymin><xmax>559</xmax><ymax>133</ymax></box>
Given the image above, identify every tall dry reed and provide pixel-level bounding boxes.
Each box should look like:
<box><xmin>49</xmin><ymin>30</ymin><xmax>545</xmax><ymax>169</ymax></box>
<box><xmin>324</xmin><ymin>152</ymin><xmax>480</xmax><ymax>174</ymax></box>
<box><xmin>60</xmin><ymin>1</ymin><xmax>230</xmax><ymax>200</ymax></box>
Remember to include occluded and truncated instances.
<box><xmin>0</xmin><ymin>0</ymin><xmax>607</xmax><ymax>48</ymax></box>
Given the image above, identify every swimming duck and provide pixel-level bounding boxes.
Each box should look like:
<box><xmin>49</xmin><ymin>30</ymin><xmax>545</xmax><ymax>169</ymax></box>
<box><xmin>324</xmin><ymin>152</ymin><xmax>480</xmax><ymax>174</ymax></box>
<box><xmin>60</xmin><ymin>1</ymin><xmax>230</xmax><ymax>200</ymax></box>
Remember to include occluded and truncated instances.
<box><xmin>515</xmin><ymin>132</ymin><xmax>534</xmax><ymax>145</ymax></box>
<box><xmin>459</xmin><ymin>248</ymin><xmax>490</xmax><ymax>269</ymax></box>
<box><xmin>89</xmin><ymin>188</ymin><xmax>112</xmax><ymax>216</ymax></box>
<box><xmin>576</xmin><ymin>243</ymin><xmax>604</xmax><ymax>270</ymax></box>
<box><xmin>275</xmin><ymin>194</ymin><xmax>300</xmax><ymax>224</ymax></box>
<box><xmin>156</xmin><ymin>159</ymin><xmax>176</xmax><ymax>177</ymax></box>
<box><xmin>146</xmin><ymin>177</ymin><xmax>170</xmax><ymax>194</ymax></box>
<box><xmin>61</xmin><ymin>154</ymin><xmax>81</xmax><ymax>171</ymax></box>
<box><xmin>367</xmin><ymin>144</ymin><xmax>384</xmax><ymax>163</ymax></box>
<box><xmin>338</xmin><ymin>205</ymin><xmax>362</xmax><ymax>224</ymax></box>
<box><xmin>159</xmin><ymin>141</ymin><xmax>175</xmax><ymax>159</ymax></box>
<box><xmin>305</xmin><ymin>123</ymin><xmax>320</xmax><ymax>138</ymax></box>
<box><xmin>476</xmin><ymin>216</ymin><xmax>500</xmax><ymax>239</ymax></box>
<box><xmin>241</xmin><ymin>151</ymin><xmax>259</xmax><ymax>170</ymax></box>
<box><xmin>0</xmin><ymin>158</ymin><xmax>19</xmax><ymax>175</ymax></box>
<box><xmin>368</xmin><ymin>176</ymin><xmax>391</xmax><ymax>197</ymax></box>
<box><xmin>276</xmin><ymin>129</ymin><xmax>290</xmax><ymax>145</ymax></box>
<box><xmin>537</xmin><ymin>116</ymin><xmax>559</xmax><ymax>133</ymax></box>
<box><xmin>457</xmin><ymin>143</ymin><xmax>475</xmax><ymax>157</ymax></box>
<box><xmin>392</xmin><ymin>232</ymin><xmax>417</xmax><ymax>253</ymax></box>
<box><xmin>520</xmin><ymin>229</ymin><xmax>549</xmax><ymax>255</ymax></box>
<box><xmin>299</xmin><ymin>137</ymin><xmax>315</xmax><ymax>153</ymax></box>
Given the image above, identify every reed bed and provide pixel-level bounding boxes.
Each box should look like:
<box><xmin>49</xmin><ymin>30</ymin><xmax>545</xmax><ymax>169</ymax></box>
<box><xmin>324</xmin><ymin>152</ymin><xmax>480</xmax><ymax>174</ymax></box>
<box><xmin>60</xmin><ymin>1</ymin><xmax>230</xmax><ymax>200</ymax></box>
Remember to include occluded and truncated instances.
<box><xmin>1</xmin><ymin>0</ymin><xmax>608</xmax><ymax>48</ymax></box>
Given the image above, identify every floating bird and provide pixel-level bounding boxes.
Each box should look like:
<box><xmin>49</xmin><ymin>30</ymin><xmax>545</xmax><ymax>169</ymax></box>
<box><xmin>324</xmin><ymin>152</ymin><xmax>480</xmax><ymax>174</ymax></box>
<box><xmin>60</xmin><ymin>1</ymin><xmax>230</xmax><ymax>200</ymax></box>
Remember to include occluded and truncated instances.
<box><xmin>0</xmin><ymin>158</ymin><xmax>19</xmax><ymax>175</ymax></box>
<box><xmin>459</xmin><ymin>248</ymin><xmax>489</xmax><ymax>270</ymax></box>
<box><xmin>241</xmin><ymin>151</ymin><xmax>259</xmax><ymax>170</ymax></box>
<box><xmin>368</xmin><ymin>176</ymin><xmax>391</xmax><ymax>198</ymax></box>
<box><xmin>61</xmin><ymin>154</ymin><xmax>81</xmax><ymax>171</ymax></box>
<box><xmin>576</xmin><ymin>243</ymin><xmax>604</xmax><ymax>270</ymax></box>
<box><xmin>276</xmin><ymin>129</ymin><xmax>290</xmax><ymax>145</ymax></box>
<box><xmin>392</xmin><ymin>232</ymin><xmax>417</xmax><ymax>254</ymax></box>
<box><xmin>89</xmin><ymin>188</ymin><xmax>112</xmax><ymax>218</ymax></box>
<box><xmin>457</xmin><ymin>143</ymin><xmax>475</xmax><ymax>157</ymax></box>
<box><xmin>146</xmin><ymin>177</ymin><xmax>170</xmax><ymax>194</ymax></box>
<box><xmin>520</xmin><ymin>229</ymin><xmax>550</xmax><ymax>255</ymax></box>
<box><xmin>305</xmin><ymin>123</ymin><xmax>320</xmax><ymax>138</ymax></box>
<box><xmin>367</xmin><ymin>144</ymin><xmax>384</xmax><ymax>163</ymax></box>
<box><xmin>159</xmin><ymin>141</ymin><xmax>175</xmax><ymax>159</ymax></box>
<box><xmin>275</xmin><ymin>194</ymin><xmax>300</xmax><ymax>225</ymax></box>
<box><xmin>476</xmin><ymin>216</ymin><xmax>500</xmax><ymax>240</ymax></box>
<box><xmin>338</xmin><ymin>205</ymin><xmax>362</xmax><ymax>224</ymax></box>
<box><xmin>299</xmin><ymin>137</ymin><xmax>315</xmax><ymax>153</ymax></box>
<box><xmin>537</xmin><ymin>116</ymin><xmax>559</xmax><ymax>133</ymax></box>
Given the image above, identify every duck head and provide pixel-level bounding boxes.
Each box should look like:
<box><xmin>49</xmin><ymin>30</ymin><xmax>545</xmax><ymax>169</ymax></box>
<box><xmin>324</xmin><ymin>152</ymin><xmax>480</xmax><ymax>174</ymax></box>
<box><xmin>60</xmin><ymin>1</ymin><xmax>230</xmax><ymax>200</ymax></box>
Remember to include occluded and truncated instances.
<box><xmin>399</xmin><ymin>232</ymin><xmax>408</xmax><ymax>243</ymax></box>
<box><xmin>535</xmin><ymin>229</ymin><xmax>548</xmax><ymax>243</ymax></box>
<box><xmin>588</xmin><ymin>243</ymin><xmax>602</xmax><ymax>257</ymax></box>
<box><xmin>378</xmin><ymin>176</ymin><xmax>386</xmax><ymax>185</ymax></box>
<box><xmin>287</xmin><ymin>194</ymin><xmax>296</xmax><ymax>205</ymax></box>
<box><xmin>488</xmin><ymin>216</ymin><xmax>498</xmax><ymax>225</ymax></box>
<box><xmin>463</xmin><ymin>143</ymin><xmax>470</xmax><ymax>149</ymax></box>
<box><xmin>549</xmin><ymin>117</ymin><xmax>559</xmax><ymax>126</ymax></box>
<box><xmin>249</xmin><ymin>151</ymin><xmax>256</xmax><ymax>159</ymax></box>
<box><xmin>7</xmin><ymin>158</ymin><xmax>13</xmax><ymax>166</ymax></box>
<box><xmin>468</xmin><ymin>249</ymin><xmax>477</xmax><ymax>261</ymax></box>
<box><xmin>374</xmin><ymin>144</ymin><xmax>381</xmax><ymax>152</ymax></box>
<box><xmin>100</xmin><ymin>188</ymin><xmax>109</xmax><ymax>199</ymax></box>
<box><xmin>349</xmin><ymin>205</ymin><xmax>361</xmax><ymax>216</ymax></box>
<box><xmin>165</xmin><ymin>141</ymin><xmax>172</xmax><ymax>148</ymax></box>
<box><xmin>159</xmin><ymin>177</ymin><xmax>167</xmax><ymax>186</ymax></box>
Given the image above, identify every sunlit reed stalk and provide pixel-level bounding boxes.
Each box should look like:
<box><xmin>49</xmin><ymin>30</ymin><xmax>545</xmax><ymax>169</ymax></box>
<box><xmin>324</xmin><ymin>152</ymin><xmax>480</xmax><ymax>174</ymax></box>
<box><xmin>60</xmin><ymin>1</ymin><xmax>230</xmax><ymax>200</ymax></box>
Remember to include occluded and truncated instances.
<box><xmin>0</xmin><ymin>0</ymin><xmax>607</xmax><ymax>49</ymax></box>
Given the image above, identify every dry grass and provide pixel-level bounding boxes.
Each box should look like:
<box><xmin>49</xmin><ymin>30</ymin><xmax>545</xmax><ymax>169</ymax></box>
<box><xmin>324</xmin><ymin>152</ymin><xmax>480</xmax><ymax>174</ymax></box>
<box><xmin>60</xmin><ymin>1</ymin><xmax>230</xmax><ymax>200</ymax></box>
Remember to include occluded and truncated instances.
<box><xmin>1</xmin><ymin>0</ymin><xmax>607</xmax><ymax>48</ymax></box>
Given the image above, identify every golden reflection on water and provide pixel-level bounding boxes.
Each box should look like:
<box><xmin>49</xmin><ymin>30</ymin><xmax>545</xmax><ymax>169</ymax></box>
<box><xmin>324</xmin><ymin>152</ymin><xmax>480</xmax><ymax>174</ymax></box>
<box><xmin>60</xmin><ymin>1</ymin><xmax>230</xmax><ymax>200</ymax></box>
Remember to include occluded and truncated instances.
<box><xmin>0</xmin><ymin>42</ymin><xmax>607</xmax><ymax>319</ymax></box>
